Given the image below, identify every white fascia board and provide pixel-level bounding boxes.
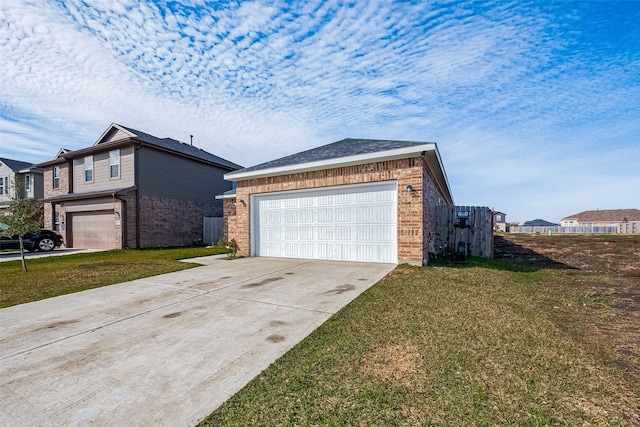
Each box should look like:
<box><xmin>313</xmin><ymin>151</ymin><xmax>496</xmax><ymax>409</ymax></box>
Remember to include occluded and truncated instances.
<box><xmin>429</xmin><ymin>144</ymin><xmax>455</xmax><ymax>205</ymax></box>
<box><xmin>214</xmin><ymin>193</ymin><xmax>236</xmax><ymax>200</ymax></box>
<box><xmin>224</xmin><ymin>144</ymin><xmax>437</xmax><ymax>181</ymax></box>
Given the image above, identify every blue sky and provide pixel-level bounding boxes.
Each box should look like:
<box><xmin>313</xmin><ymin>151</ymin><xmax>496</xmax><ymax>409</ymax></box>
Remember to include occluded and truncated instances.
<box><xmin>1</xmin><ymin>0</ymin><xmax>638</xmax><ymax>223</ymax></box>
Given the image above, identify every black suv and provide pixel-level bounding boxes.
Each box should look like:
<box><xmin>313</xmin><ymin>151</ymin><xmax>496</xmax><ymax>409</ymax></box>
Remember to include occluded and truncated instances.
<box><xmin>0</xmin><ymin>223</ymin><xmax>64</xmax><ymax>252</ymax></box>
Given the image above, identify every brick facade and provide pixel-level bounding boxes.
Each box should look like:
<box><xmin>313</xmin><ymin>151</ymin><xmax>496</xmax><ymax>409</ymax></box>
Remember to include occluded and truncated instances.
<box><xmin>222</xmin><ymin>197</ymin><xmax>236</xmax><ymax>240</ymax></box>
<box><xmin>225</xmin><ymin>157</ymin><xmax>448</xmax><ymax>265</ymax></box>
<box><xmin>137</xmin><ymin>195</ymin><xmax>222</xmax><ymax>247</ymax></box>
<box><xmin>42</xmin><ymin>163</ymin><xmax>71</xmax><ymax>244</ymax></box>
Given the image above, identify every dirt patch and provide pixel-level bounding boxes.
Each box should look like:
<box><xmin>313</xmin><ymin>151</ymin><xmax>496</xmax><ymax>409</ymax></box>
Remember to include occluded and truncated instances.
<box><xmin>34</xmin><ymin>319</ymin><xmax>80</xmax><ymax>332</ymax></box>
<box><xmin>495</xmin><ymin>233</ymin><xmax>640</xmax><ymax>387</ymax></box>
<box><xmin>361</xmin><ymin>343</ymin><xmax>423</xmax><ymax>386</ymax></box>
<box><xmin>323</xmin><ymin>284</ymin><xmax>356</xmax><ymax>295</ymax></box>
<box><xmin>494</xmin><ymin>234</ymin><xmax>640</xmax><ymax>276</ymax></box>
<box><xmin>163</xmin><ymin>312</ymin><xmax>182</xmax><ymax>319</ymax></box>
<box><xmin>242</xmin><ymin>277</ymin><xmax>283</xmax><ymax>289</ymax></box>
<box><xmin>266</xmin><ymin>334</ymin><xmax>285</xmax><ymax>343</ymax></box>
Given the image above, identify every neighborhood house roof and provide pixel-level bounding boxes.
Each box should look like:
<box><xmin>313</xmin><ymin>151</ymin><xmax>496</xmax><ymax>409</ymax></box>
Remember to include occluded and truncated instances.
<box><xmin>224</xmin><ymin>138</ymin><xmax>453</xmax><ymax>204</ymax></box>
<box><xmin>0</xmin><ymin>157</ymin><xmax>42</xmax><ymax>173</ymax></box>
<box><xmin>523</xmin><ymin>219</ymin><xmax>559</xmax><ymax>226</ymax></box>
<box><xmin>562</xmin><ymin>209</ymin><xmax>640</xmax><ymax>222</ymax></box>
<box><xmin>37</xmin><ymin>124</ymin><xmax>242</xmax><ymax>171</ymax></box>
<box><xmin>115</xmin><ymin>125</ymin><xmax>242</xmax><ymax>171</ymax></box>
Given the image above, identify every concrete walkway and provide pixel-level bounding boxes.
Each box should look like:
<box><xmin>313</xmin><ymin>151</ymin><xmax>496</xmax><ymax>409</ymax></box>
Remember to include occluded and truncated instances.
<box><xmin>0</xmin><ymin>248</ymin><xmax>104</xmax><ymax>263</ymax></box>
<box><xmin>0</xmin><ymin>257</ymin><xmax>394</xmax><ymax>426</ymax></box>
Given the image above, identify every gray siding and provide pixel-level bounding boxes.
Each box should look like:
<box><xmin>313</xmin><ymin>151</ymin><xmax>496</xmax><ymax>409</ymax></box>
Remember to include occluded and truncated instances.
<box><xmin>33</xmin><ymin>173</ymin><xmax>44</xmax><ymax>200</ymax></box>
<box><xmin>137</xmin><ymin>146</ymin><xmax>233</xmax><ymax>205</ymax></box>
<box><xmin>72</xmin><ymin>146</ymin><xmax>135</xmax><ymax>192</ymax></box>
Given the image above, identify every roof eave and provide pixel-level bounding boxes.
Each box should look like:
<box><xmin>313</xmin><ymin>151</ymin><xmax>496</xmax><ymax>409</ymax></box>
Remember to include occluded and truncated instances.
<box><xmin>224</xmin><ymin>143</ymin><xmax>454</xmax><ymax>205</ymax></box>
<box><xmin>225</xmin><ymin>144</ymin><xmax>437</xmax><ymax>181</ymax></box>
<box><xmin>41</xmin><ymin>186</ymin><xmax>137</xmax><ymax>203</ymax></box>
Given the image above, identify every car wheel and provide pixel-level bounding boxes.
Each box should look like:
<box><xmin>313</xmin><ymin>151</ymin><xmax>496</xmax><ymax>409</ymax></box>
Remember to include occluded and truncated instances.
<box><xmin>37</xmin><ymin>238</ymin><xmax>56</xmax><ymax>252</ymax></box>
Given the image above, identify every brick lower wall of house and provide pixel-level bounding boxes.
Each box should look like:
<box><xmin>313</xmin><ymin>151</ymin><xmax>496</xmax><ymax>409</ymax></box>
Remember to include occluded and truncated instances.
<box><xmin>222</xmin><ymin>198</ymin><xmax>236</xmax><ymax>240</ymax></box>
<box><xmin>117</xmin><ymin>192</ymin><xmax>137</xmax><ymax>248</ymax></box>
<box><xmin>137</xmin><ymin>195</ymin><xmax>222</xmax><ymax>247</ymax></box>
<box><xmin>228</xmin><ymin>157</ymin><xmax>448</xmax><ymax>264</ymax></box>
<box><xmin>421</xmin><ymin>160</ymin><xmax>446</xmax><ymax>261</ymax></box>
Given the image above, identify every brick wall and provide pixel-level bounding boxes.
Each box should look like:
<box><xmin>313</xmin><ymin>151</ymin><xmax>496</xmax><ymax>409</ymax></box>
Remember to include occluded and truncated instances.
<box><xmin>227</xmin><ymin>157</ymin><xmax>449</xmax><ymax>264</ymax></box>
<box><xmin>222</xmin><ymin>198</ymin><xmax>236</xmax><ymax>239</ymax></box>
<box><xmin>42</xmin><ymin>163</ymin><xmax>71</xmax><ymax>244</ymax></box>
<box><xmin>137</xmin><ymin>195</ymin><xmax>222</xmax><ymax>247</ymax></box>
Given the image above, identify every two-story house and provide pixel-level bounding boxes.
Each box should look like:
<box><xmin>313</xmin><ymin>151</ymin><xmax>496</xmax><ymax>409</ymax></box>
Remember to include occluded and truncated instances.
<box><xmin>37</xmin><ymin>123</ymin><xmax>241</xmax><ymax>249</ymax></box>
<box><xmin>0</xmin><ymin>158</ymin><xmax>44</xmax><ymax>209</ymax></box>
<box><xmin>561</xmin><ymin>209</ymin><xmax>640</xmax><ymax>234</ymax></box>
<box><xmin>493</xmin><ymin>211</ymin><xmax>507</xmax><ymax>232</ymax></box>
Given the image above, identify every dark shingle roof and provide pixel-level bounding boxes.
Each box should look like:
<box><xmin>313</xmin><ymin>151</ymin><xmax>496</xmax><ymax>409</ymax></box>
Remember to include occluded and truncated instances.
<box><xmin>234</xmin><ymin>138</ymin><xmax>432</xmax><ymax>174</ymax></box>
<box><xmin>118</xmin><ymin>125</ymin><xmax>242</xmax><ymax>171</ymax></box>
<box><xmin>562</xmin><ymin>209</ymin><xmax>640</xmax><ymax>222</ymax></box>
<box><xmin>0</xmin><ymin>157</ymin><xmax>37</xmax><ymax>172</ymax></box>
<box><xmin>523</xmin><ymin>219</ymin><xmax>559</xmax><ymax>226</ymax></box>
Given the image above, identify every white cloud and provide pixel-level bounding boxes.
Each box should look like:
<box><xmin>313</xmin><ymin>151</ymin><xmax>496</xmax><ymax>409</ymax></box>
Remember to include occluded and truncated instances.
<box><xmin>0</xmin><ymin>0</ymin><xmax>638</xmax><ymax>222</ymax></box>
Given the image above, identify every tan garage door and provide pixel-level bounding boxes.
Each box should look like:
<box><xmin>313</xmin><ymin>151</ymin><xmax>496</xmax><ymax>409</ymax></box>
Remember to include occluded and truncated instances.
<box><xmin>70</xmin><ymin>211</ymin><xmax>116</xmax><ymax>249</ymax></box>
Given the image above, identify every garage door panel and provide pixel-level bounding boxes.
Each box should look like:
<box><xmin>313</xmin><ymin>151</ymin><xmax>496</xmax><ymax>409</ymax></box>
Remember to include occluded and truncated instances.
<box><xmin>253</xmin><ymin>182</ymin><xmax>397</xmax><ymax>264</ymax></box>
<box><xmin>70</xmin><ymin>211</ymin><xmax>116</xmax><ymax>249</ymax></box>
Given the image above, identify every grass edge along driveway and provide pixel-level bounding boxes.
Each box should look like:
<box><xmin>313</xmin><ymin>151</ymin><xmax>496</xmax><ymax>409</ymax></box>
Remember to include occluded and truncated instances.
<box><xmin>0</xmin><ymin>246</ymin><xmax>227</xmax><ymax>308</ymax></box>
<box><xmin>201</xmin><ymin>262</ymin><xmax>639</xmax><ymax>426</ymax></box>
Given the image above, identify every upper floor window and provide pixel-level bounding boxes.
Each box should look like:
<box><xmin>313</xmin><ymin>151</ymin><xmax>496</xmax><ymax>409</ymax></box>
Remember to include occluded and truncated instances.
<box><xmin>25</xmin><ymin>174</ymin><xmax>31</xmax><ymax>191</ymax></box>
<box><xmin>109</xmin><ymin>149</ymin><xmax>120</xmax><ymax>179</ymax></box>
<box><xmin>84</xmin><ymin>156</ymin><xmax>93</xmax><ymax>182</ymax></box>
<box><xmin>53</xmin><ymin>166</ymin><xmax>60</xmax><ymax>189</ymax></box>
<box><xmin>496</xmin><ymin>214</ymin><xmax>502</xmax><ymax>222</ymax></box>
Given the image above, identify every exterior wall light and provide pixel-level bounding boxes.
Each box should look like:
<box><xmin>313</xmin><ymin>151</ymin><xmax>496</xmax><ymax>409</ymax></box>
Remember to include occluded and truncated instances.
<box><xmin>406</xmin><ymin>185</ymin><xmax>414</xmax><ymax>192</ymax></box>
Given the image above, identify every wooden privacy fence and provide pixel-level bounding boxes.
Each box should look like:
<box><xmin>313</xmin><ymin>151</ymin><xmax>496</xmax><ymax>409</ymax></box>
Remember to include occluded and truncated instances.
<box><xmin>203</xmin><ymin>217</ymin><xmax>223</xmax><ymax>245</ymax></box>
<box><xmin>510</xmin><ymin>226</ymin><xmax>618</xmax><ymax>234</ymax></box>
<box><xmin>436</xmin><ymin>206</ymin><xmax>494</xmax><ymax>258</ymax></box>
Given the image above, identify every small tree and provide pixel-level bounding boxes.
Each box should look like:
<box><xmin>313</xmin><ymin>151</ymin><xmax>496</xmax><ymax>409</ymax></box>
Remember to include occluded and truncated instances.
<box><xmin>0</xmin><ymin>198</ymin><xmax>43</xmax><ymax>272</ymax></box>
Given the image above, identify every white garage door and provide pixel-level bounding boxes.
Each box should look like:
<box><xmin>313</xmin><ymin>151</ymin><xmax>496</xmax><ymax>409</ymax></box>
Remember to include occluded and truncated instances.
<box><xmin>70</xmin><ymin>210</ymin><xmax>116</xmax><ymax>249</ymax></box>
<box><xmin>252</xmin><ymin>181</ymin><xmax>397</xmax><ymax>263</ymax></box>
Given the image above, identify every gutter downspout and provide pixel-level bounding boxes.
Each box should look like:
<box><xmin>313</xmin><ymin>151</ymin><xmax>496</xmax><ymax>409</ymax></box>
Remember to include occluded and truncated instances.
<box><xmin>134</xmin><ymin>141</ymin><xmax>142</xmax><ymax>248</ymax></box>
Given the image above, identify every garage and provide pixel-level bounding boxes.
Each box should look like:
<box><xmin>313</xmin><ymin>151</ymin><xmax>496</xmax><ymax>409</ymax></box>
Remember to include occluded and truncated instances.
<box><xmin>70</xmin><ymin>210</ymin><xmax>116</xmax><ymax>249</ymax></box>
<box><xmin>251</xmin><ymin>182</ymin><xmax>397</xmax><ymax>263</ymax></box>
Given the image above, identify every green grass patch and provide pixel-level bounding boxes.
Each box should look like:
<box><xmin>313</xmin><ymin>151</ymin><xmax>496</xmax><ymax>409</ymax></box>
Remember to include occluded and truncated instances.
<box><xmin>201</xmin><ymin>264</ymin><xmax>639</xmax><ymax>426</ymax></box>
<box><xmin>0</xmin><ymin>246</ymin><xmax>227</xmax><ymax>308</ymax></box>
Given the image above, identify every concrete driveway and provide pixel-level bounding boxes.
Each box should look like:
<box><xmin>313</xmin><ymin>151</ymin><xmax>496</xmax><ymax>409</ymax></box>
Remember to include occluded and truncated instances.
<box><xmin>0</xmin><ymin>257</ymin><xmax>394</xmax><ymax>426</ymax></box>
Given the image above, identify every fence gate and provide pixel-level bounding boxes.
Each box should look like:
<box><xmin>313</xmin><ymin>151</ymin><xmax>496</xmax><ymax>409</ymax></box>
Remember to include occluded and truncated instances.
<box><xmin>436</xmin><ymin>206</ymin><xmax>494</xmax><ymax>258</ymax></box>
<box><xmin>203</xmin><ymin>217</ymin><xmax>223</xmax><ymax>245</ymax></box>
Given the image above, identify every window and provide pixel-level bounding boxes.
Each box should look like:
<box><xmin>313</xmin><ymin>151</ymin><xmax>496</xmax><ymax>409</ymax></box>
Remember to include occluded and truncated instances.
<box><xmin>54</xmin><ymin>211</ymin><xmax>60</xmax><ymax>231</ymax></box>
<box><xmin>496</xmin><ymin>214</ymin><xmax>502</xmax><ymax>222</ymax></box>
<box><xmin>84</xmin><ymin>156</ymin><xmax>93</xmax><ymax>182</ymax></box>
<box><xmin>109</xmin><ymin>149</ymin><xmax>120</xmax><ymax>179</ymax></box>
<box><xmin>25</xmin><ymin>174</ymin><xmax>31</xmax><ymax>191</ymax></box>
<box><xmin>0</xmin><ymin>176</ymin><xmax>7</xmax><ymax>195</ymax></box>
<box><xmin>53</xmin><ymin>166</ymin><xmax>60</xmax><ymax>189</ymax></box>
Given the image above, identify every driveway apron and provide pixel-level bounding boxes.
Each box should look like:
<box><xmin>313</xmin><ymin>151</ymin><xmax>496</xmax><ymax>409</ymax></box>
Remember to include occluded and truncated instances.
<box><xmin>0</xmin><ymin>257</ymin><xmax>394</xmax><ymax>426</ymax></box>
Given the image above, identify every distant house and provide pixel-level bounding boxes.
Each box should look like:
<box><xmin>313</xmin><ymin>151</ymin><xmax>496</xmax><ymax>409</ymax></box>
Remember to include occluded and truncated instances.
<box><xmin>493</xmin><ymin>211</ymin><xmax>507</xmax><ymax>232</ymax></box>
<box><xmin>523</xmin><ymin>219</ymin><xmax>559</xmax><ymax>227</ymax></box>
<box><xmin>0</xmin><ymin>157</ymin><xmax>43</xmax><ymax>209</ymax></box>
<box><xmin>560</xmin><ymin>209</ymin><xmax>640</xmax><ymax>234</ymax></box>
<box><xmin>37</xmin><ymin>123</ymin><xmax>241</xmax><ymax>249</ymax></box>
